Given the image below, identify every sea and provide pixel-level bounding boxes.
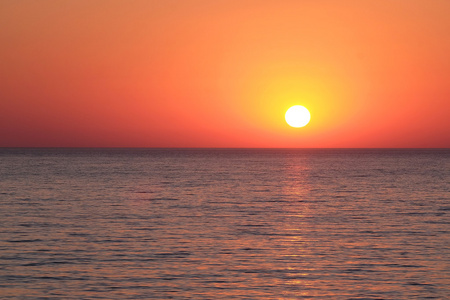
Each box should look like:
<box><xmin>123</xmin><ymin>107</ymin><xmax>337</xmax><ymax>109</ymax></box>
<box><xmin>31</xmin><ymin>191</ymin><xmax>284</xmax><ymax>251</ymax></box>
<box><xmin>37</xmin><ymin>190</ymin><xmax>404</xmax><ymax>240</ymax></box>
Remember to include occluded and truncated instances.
<box><xmin>0</xmin><ymin>148</ymin><xmax>449</xmax><ymax>299</ymax></box>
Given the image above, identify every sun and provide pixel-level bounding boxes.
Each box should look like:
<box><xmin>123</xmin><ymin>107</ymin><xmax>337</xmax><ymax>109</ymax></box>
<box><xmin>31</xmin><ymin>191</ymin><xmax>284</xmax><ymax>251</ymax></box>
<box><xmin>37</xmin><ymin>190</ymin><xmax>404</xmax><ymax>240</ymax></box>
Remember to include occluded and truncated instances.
<box><xmin>285</xmin><ymin>105</ymin><xmax>311</xmax><ymax>128</ymax></box>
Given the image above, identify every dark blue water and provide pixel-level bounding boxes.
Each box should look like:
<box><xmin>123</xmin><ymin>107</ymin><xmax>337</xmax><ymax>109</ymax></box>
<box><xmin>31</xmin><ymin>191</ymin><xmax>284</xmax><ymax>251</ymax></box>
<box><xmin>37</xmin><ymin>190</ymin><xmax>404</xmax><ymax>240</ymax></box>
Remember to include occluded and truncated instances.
<box><xmin>0</xmin><ymin>149</ymin><xmax>449</xmax><ymax>299</ymax></box>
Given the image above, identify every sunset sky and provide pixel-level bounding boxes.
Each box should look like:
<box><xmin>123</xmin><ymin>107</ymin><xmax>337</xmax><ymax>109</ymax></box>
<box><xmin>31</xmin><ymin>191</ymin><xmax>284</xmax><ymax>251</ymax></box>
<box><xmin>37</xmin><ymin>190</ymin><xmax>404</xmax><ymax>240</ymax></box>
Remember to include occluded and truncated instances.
<box><xmin>1</xmin><ymin>0</ymin><xmax>449</xmax><ymax>148</ymax></box>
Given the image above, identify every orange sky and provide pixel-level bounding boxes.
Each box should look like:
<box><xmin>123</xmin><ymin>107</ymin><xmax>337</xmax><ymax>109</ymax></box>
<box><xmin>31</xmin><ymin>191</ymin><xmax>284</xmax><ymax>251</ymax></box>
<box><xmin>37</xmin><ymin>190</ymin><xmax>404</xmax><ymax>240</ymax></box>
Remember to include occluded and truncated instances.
<box><xmin>1</xmin><ymin>0</ymin><xmax>449</xmax><ymax>147</ymax></box>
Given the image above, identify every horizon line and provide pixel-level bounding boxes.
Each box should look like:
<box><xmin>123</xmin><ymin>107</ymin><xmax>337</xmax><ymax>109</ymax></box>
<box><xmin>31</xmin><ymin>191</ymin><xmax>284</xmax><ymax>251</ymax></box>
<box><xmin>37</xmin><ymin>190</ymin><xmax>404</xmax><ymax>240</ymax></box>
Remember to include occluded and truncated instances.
<box><xmin>1</xmin><ymin>147</ymin><xmax>449</xmax><ymax>150</ymax></box>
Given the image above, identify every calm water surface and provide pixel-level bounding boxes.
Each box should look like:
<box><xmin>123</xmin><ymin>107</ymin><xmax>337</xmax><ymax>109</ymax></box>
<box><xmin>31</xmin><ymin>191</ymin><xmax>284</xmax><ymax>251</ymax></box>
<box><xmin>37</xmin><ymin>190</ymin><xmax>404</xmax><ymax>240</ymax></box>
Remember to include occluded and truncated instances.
<box><xmin>0</xmin><ymin>149</ymin><xmax>449</xmax><ymax>299</ymax></box>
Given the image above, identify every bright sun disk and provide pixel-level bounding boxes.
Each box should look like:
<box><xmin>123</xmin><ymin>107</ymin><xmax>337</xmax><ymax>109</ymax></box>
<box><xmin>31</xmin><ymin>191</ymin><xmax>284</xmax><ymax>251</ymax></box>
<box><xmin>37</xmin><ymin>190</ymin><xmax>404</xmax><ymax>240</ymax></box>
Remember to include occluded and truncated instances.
<box><xmin>285</xmin><ymin>105</ymin><xmax>311</xmax><ymax>128</ymax></box>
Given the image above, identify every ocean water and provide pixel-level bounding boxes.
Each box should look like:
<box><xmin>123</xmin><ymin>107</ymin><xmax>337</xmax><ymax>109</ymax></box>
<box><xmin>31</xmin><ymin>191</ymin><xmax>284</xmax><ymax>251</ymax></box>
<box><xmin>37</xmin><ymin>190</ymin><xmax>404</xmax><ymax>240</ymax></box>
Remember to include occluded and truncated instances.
<box><xmin>0</xmin><ymin>148</ymin><xmax>449</xmax><ymax>299</ymax></box>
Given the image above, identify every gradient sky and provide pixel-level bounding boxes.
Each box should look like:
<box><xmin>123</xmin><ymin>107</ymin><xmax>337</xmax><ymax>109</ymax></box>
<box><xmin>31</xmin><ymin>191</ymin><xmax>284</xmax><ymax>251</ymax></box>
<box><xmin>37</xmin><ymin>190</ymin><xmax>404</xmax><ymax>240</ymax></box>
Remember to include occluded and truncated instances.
<box><xmin>1</xmin><ymin>0</ymin><xmax>449</xmax><ymax>147</ymax></box>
